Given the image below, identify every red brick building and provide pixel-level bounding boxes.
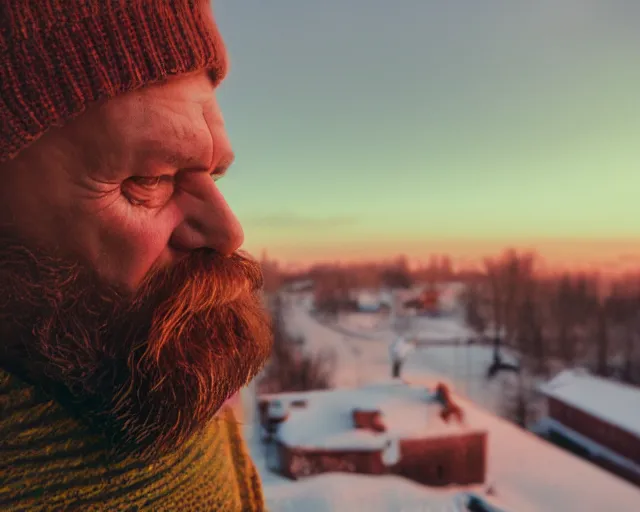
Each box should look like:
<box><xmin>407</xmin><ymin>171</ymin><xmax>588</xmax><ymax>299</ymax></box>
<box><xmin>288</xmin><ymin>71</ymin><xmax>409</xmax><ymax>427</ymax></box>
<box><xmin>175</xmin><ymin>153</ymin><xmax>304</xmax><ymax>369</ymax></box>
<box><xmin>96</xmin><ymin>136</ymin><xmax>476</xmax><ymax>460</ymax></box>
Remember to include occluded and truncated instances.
<box><xmin>278</xmin><ymin>442</ymin><xmax>387</xmax><ymax>480</ymax></box>
<box><xmin>395</xmin><ymin>432</ymin><xmax>487</xmax><ymax>486</ymax></box>
<box><xmin>536</xmin><ymin>369</ymin><xmax>640</xmax><ymax>486</ymax></box>
<box><xmin>258</xmin><ymin>380</ymin><xmax>488</xmax><ymax>487</ymax></box>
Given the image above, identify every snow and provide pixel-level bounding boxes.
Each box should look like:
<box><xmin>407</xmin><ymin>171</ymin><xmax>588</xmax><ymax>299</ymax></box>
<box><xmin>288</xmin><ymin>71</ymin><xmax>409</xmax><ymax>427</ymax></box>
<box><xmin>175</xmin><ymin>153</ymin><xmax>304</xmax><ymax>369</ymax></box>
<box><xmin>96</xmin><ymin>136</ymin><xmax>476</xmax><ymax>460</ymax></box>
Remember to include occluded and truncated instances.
<box><xmin>454</xmin><ymin>394</ymin><xmax>640</xmax><ymax>512</ymax></box>
<box><xmin>340</xmin><ymin>312</ymin><xmax>390</xmax><ymax>333</ymax></box>
<box><xmin>381</xmin><ymin>437</ymin><xmax>401</xmax><ymax>466</ymax></box>
<box><xmin>539</xmin><ymin>368</ymin><xmax>640</xmax><ymax>438</ymax></box>
<box><xmin>251</xmin><ymin>291</ymin><xmax>640</xmax><ymax>511</ymax></box>
<box><xmin>261</xmin><ymin>472</ymin><xmax>463</xmax><ymax>512</ymax></box>
<box><xmin>355</xmin><ymin>290</ymin><xmax>383</xmax><ymax>310</ymax></box>
<box><xmin>390</xmin><ymin>336</ymin><xmax>415</xmax><ymax>361</ymax></box>
<box><xmin>403</xmin><ymin>344</ymin><xmax>521</xmax><ymax>415</ymax></box>
<box><xmin>262</xmin><ymin>380</ymin><xmax>479</xmax><ymax>451</ymax></box>
<box><xmin>289</xmin><ymin>300</ymin><xmax>519</xmax><ymax>414</ymax></box>
<box><xmin>408</xmin><ymin>316</ymin><xmax>476</xmax><ymax>344</ymax></box>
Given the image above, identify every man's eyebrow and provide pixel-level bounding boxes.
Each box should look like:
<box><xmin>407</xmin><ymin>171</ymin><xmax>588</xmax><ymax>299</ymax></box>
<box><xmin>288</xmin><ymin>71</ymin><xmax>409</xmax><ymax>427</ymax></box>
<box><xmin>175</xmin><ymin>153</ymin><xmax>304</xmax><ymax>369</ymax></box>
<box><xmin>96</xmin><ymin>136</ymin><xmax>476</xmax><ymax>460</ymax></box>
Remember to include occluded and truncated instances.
<box><xmin>138</xmin><ymin>134</ymin><xmax>213</xmax><ymax>170</ymax></box>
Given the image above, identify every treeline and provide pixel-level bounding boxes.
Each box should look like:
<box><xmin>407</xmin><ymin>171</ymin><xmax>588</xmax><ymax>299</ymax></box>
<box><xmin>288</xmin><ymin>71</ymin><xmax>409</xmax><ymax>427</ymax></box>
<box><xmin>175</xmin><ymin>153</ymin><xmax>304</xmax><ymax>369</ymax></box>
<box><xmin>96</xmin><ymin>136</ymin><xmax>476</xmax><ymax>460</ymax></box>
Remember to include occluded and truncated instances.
<box><xmin>277</xmin><ymin>254</ymin><xmax>456</xmax><ymax>292</ymax></box>
<box><xmin>463</xmin><ymin>249</ymin><xmax>640</xmax><ymax>385</ymax></box>
<box><xmin>259</xmin><ymin>248</ymin><xmax>640</xmax><ymax>386</ymax></box>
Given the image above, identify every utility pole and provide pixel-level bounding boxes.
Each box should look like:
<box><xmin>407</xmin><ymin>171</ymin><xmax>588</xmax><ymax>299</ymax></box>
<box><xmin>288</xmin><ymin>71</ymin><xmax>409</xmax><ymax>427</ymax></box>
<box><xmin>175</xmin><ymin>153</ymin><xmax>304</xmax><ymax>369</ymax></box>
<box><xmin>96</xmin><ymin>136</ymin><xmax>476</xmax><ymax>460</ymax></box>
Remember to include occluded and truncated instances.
<box><xmin>465</xmin><ymin>338</ymin><xmax>470</xmax><ymax>398</ymax></box>
<box><xmin>390</xmin><ymin>289</ymin><xmax>398</xmax><ymax>336</ymax></box>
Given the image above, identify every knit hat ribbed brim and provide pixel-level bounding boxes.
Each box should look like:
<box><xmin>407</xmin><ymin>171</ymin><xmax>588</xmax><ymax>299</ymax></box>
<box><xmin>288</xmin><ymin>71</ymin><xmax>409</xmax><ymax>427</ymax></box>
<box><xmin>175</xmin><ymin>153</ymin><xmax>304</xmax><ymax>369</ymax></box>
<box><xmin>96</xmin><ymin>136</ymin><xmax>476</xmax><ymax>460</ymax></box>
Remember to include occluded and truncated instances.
<box><xmin>0</xmin><ymin>0</ymin><xmax>228</xmax><ymax>163</ymax></box>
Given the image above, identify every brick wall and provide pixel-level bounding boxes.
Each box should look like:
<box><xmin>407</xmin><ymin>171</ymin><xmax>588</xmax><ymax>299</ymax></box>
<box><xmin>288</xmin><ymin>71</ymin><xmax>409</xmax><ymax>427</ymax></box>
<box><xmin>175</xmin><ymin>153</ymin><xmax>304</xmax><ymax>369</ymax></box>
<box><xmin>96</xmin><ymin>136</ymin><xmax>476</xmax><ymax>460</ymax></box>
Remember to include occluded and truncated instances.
<box><xmin>279</xmin><ymin>443</ymin><xmax>385</xmax><ymax>480</ymax></box>
<box><xmin>548</xmin><ymin>398</ymin><xmax>640</xmax><ymax>465</ymax></box>
<box><xmin>392</xmin><ymin>432</ymin><xmax>487</xmax><ymax>486</ymax></box>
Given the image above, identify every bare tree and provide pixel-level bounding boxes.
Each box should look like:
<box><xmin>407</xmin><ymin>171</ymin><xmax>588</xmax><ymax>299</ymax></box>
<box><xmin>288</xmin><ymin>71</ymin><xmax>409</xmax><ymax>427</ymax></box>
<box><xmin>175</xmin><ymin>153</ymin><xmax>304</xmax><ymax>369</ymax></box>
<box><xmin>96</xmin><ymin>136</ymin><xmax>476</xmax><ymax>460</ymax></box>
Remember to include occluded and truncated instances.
<box><xmin>381</xmin><ymin>256</ymin><xmax>413</xmax><ymax>289</ymax></box>
<box><xmin>605</xmin><ymin>284</ymin><xmax>640</xmax><ymax>385</ymax></box>
<box><xmin>439</xmin><ymin>255</ymin><xmax>454</xmax><ymax>282</ymax></box>
<box><xmin>484</xmin><ymin>249</ymin><xmax>536</xmax><ymax>350</ymax></box>
<box><xmin>259</xmin><ymin>295</ymin><xmax>336</xmax><ymax>393</ymax></box>
<box><xmin>484</xmin><ymin>257</ymin><xmax>504</xmax><ymax>341</ymax></box>
<box><xmin>312</xmin><ymin>267</ymin><xmax>355</xmax><ymax>320</ymax></box>
<box><xmin>554</xmin><ymin>274</ymin><xmax>577</xmax><ymax>363</ymax></box>
<box><xmin>462</xmin><ymin>282</ymin><xmax>487</xmax><ymax>336</ymax></box>
<box><xmin>260</xmin><ymin>250</ymin><xmax>282</xmax><ymax>294</ymax></box>
<box><xmin>517</xmin><ymin>282</ymin><xmax>546</xmax><ymax>374</ymax></box>
<box><xmin>500</xmin><ymin>372</ymin><xmax>537</xmax><ymax>429</ymax></box>
<box><xmin>595</xmin><ymin>301</ymin><xmax>609</xmax><ymax>377</ymax></box>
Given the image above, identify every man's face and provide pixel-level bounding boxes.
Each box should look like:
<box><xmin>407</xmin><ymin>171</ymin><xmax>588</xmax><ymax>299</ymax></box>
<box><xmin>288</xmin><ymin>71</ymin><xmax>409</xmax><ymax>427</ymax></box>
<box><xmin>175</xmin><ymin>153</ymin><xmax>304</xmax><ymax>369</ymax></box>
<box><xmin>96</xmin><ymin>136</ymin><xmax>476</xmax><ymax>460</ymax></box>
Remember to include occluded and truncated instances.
<box><xmin>0</xmin><ymin>72</ymin><xmax>273</xmax><ymax>458</ymax></box>
<box><xmin>1</xmin><ymin>72</ymin><xmax>243</xmax><ymax>289</ymax></box>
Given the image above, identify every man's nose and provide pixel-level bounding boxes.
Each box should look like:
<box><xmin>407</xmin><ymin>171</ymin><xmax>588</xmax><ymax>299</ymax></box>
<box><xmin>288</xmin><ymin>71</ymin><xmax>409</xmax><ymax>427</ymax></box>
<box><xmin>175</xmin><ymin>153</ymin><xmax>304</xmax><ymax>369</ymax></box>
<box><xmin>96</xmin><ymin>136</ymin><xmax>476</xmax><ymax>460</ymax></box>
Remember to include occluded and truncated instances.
<box><xmin>169</xmin><ymin>172</ymin><xmax>244</xmax><ymax>256</ymax></box>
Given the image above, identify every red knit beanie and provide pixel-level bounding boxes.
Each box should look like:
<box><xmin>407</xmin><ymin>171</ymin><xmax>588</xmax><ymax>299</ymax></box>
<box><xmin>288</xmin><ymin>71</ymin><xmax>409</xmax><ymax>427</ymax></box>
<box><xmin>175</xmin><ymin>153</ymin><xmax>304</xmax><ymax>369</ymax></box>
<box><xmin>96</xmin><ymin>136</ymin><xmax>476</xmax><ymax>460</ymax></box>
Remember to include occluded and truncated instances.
<box><xmin>0</xmin><ymin>0</ymin><xmax>228</xmax><ymax>164</ymax></box>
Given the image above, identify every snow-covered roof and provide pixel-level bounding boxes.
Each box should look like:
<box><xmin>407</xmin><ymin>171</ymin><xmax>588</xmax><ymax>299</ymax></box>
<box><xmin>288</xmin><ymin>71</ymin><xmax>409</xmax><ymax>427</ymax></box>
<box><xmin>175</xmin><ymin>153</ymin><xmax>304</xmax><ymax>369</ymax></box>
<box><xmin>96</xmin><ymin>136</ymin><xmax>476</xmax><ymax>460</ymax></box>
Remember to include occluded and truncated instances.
<box><xmin>539</xmin><ymin>369</ymin><xmax>640</xmax><ymax>438</ymax></box>
<box><xmin>261</xmin><ymin>379</ymin><xmax>484</xmax><ymax>451</ymax></box>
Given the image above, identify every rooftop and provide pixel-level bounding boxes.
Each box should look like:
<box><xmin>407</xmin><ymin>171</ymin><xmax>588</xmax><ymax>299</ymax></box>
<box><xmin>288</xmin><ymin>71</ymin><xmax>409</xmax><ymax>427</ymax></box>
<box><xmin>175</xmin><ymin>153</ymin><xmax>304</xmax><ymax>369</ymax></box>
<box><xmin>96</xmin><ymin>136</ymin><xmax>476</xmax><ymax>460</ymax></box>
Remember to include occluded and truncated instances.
<box><xmin>539</xmin><ymin>369</ymin><xmax>640</xmax><ymax>438</ymax></box>
<box><xmin>261</xmin><ymin>379</ymin><xmax>483</xmax><ymax>452</ymax></box>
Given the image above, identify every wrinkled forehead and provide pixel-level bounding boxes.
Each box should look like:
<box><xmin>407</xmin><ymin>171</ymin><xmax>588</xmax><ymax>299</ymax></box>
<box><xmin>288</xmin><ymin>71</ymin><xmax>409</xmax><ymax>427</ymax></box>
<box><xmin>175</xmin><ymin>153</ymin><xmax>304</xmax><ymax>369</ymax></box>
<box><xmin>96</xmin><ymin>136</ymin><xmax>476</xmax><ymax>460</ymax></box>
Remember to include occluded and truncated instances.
<box><xmin>65</xmin><ymin>72</ymin><xmax>226</xmax><ymax>174</ymax></box>
<box><xmin>111</xmin><ymin>75</ymin><xmax>222</xmax><ymax>133</ymax></box>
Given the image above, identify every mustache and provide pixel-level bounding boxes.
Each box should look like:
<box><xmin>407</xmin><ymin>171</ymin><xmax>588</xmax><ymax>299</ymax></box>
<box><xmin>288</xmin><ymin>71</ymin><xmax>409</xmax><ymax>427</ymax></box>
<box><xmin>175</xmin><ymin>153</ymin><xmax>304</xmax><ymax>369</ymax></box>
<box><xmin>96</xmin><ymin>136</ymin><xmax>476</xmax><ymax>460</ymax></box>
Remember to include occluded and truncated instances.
<box><xmin>0</xmin><ymin>239</ymin><xmax>263</xmax><ymax>309</ymax></box>
<box><xmin>124</xmin><ymin>249</ymin><xmax>265</xmax><ymax>364</ymax></box>
<box><xmin>135</xmin><ymin>249</ymin><xmax>264</xmax><ymax>307</ymax></box>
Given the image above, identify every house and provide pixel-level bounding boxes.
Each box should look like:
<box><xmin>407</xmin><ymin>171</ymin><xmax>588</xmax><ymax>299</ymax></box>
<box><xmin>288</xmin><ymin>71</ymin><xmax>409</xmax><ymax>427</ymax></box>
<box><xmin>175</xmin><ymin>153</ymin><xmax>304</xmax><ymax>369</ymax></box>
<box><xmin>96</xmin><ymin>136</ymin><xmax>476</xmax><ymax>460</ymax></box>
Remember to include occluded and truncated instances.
<box><xmin>284</xmin><ymin>279</ymin><xmax>314</xmax><ymax>294</ymax></box>
<box><xmin>403</xmin><ymin>288</ymin><xmax>441</xmax><ymax>316</ymax></box>
<box><xmin>356</xmin><ymin>290</ymin><xmax>383</xmax><ymax>312</ymax></box>
<box><xmin>534</xmin><ymin>369</ymin><xmax>640</xmax><ymax>486</ymax></box>
<box><xmin>257</xmin><ymin>380</ymin><xmax>488</xmax><ymax>487</ymax></box>
<box><xmin>353</xmin><ymin>289</ymin><xmax>393</xmax><ymax>313</ymax></box>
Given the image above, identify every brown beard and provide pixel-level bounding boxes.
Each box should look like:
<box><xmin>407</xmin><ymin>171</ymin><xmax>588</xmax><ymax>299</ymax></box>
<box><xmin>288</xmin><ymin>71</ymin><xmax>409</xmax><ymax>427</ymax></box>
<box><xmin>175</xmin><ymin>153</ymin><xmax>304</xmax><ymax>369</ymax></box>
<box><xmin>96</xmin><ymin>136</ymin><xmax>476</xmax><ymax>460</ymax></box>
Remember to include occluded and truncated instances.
<box><xmin>0</xmin><ymin>238</ymin><xmax>273</xmax><ymax>460</ymax></box>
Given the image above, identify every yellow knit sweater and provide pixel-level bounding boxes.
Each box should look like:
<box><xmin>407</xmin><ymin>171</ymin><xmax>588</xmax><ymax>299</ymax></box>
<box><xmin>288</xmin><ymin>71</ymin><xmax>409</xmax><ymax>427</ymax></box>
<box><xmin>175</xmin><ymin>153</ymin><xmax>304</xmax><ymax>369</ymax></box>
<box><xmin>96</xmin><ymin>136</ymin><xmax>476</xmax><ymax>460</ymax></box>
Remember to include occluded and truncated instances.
<box><xmin>0</xmin><ymin>369</ymin><xmax>265</xmax><ymax>511</ymax></box>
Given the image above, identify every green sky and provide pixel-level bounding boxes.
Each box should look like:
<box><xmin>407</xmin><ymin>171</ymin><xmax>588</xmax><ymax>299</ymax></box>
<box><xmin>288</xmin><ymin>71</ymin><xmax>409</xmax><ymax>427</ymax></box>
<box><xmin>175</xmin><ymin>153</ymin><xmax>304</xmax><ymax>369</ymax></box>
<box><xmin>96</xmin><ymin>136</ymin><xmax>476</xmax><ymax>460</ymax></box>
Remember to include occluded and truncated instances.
<box><xmin>213</xmin><ymin>1</ymin><xmax>640</xmax><ymax>265</ymax></box>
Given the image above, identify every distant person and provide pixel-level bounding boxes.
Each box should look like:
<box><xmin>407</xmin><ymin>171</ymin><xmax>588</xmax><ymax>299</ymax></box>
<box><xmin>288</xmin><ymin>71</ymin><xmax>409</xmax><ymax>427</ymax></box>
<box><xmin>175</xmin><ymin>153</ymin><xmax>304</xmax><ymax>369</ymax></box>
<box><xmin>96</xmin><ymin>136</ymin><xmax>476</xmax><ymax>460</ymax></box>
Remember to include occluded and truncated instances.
<box><xmin>390</xmin><ymin>336</ymin><xmax>414</xmax><ymax>378</ymax></box>
<box><xmin>434</xmin><ymin>382</ymin><xmax>465</xmax><ymax>424</ymax></box>
<box><xmin>486</xmin><ymin>338</ymin><xmax>520</xmax><ymax>379</ymax></box>
<box><xmin>0</xmin><ymin>2</ymin><xmax>272</xmax><ymax>510</ymax></box>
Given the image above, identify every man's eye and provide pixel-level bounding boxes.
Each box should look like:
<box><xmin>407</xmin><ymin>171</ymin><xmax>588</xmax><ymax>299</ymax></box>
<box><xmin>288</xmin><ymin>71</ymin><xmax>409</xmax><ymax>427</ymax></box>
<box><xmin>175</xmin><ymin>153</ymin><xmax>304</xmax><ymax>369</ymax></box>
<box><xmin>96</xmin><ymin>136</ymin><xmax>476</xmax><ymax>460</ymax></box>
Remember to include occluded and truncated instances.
<box><xmin>129</xmin><ymin>176</ymin><xmax>165</xmax><ymax>189</ymax></box>
<box><xmin>122</xmin><ymin>175</ymin><xmax>174</xmax><ymax>206</ymax></box>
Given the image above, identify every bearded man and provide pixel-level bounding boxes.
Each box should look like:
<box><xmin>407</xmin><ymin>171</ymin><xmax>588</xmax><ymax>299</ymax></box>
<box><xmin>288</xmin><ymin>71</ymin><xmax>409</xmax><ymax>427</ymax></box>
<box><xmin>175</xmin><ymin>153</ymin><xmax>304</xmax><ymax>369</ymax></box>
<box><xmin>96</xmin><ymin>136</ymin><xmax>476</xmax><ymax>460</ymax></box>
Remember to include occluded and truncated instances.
<box><xmin>0</xmin><ymin>2</ymin><xmax>273</xmax><ymax>510</ymax></box>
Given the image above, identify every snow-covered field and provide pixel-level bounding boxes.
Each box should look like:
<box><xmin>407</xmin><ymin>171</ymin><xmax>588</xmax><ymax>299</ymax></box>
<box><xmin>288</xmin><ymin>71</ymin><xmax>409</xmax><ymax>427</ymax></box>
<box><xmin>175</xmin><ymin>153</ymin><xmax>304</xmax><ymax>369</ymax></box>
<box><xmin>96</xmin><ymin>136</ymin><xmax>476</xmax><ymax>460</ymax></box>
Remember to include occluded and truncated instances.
<box><xmin>339</xmin><ymin>312</ymin><xmax>391</xmax><ymax>333</ymax></box>
<box><xmin>290</xmin><ymin>306</ymin><xmax>519</xmax><ymax>416</ymax></box>
<box><xmin>244</xmin><ymin>293</ymin><xmax>640</xmax><ymax>511</ymax></box>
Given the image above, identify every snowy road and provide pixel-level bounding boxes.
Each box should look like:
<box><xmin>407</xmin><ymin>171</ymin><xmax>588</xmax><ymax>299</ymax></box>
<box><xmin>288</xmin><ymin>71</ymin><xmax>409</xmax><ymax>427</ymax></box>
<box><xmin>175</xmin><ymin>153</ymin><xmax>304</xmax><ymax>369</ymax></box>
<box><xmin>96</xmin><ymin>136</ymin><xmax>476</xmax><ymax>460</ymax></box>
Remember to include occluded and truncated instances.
<box><xmin>246</xmin><ymin>299</ymin><xmax>640</xmax><ymax>512</ymax></box>
<box><xmin>290</xmin><ymin>306</ymin><xmax>518</xmax><ymax>417</ymax></box>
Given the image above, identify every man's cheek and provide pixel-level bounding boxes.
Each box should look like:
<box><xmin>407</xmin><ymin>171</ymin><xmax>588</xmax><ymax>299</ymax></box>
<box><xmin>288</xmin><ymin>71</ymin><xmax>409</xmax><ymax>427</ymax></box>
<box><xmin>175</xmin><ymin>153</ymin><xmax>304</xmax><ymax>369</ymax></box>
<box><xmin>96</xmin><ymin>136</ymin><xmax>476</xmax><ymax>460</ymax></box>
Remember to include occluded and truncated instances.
<box><xmin>91</xmin><ymin>227</ymin><xmax>173</xmax><ymax>290</ymax></box>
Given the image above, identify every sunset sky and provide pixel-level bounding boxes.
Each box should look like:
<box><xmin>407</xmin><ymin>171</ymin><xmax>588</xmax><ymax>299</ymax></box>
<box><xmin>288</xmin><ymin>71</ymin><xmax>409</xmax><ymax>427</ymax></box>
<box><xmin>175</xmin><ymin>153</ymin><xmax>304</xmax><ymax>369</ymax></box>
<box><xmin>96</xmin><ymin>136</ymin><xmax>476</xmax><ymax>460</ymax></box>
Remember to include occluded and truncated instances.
<box><xmin>214</xmin><ymin>1</ymin><xmax>640</xmax><ymax>271</ymax></box>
